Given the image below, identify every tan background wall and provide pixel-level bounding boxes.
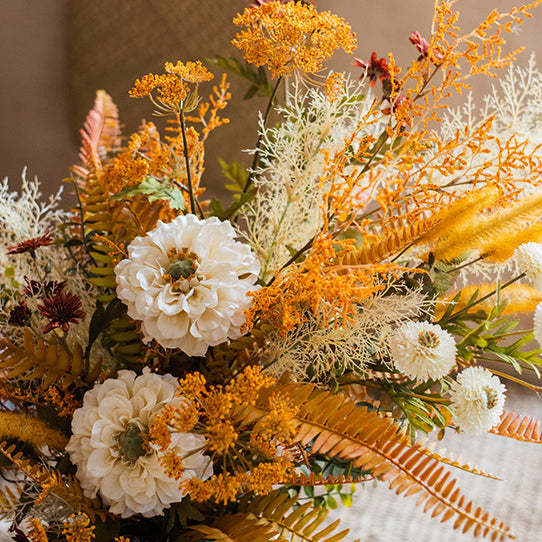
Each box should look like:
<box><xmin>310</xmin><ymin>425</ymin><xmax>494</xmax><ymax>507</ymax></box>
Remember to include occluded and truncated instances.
<box><xmin>1</xmin><ymin>0</ymin><xmax>541</xmax><ymax>200</ymax></box>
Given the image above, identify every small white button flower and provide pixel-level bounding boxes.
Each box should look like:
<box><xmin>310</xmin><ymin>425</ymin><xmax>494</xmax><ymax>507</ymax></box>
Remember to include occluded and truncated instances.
<box><xmin>115</xmin><ymin>214</ymin><xmax>260</xmax><ymax>356</ymax></box>
<box><xmin>533</xmin><ymin>301</ymin><xmax>542</xmax><ymax>348</ymax></box>
<box><xmin>389</xmin><ymin>321</ymin><xmax>457</xmax><ymax>382</ymax></box>
<box><xmin>66</xmin><ymin>369</ymin><xmax>213</xmax><ymax>518</ymax></box>
<box><xmin>449</xmin><ymin>366</ymin><xmax>506</xmax><ymax>435</ymax></box>
<box><xmin>514</xmin><ymin>242</ymin><xmax>542</xmax><ymax>289</ymax></box>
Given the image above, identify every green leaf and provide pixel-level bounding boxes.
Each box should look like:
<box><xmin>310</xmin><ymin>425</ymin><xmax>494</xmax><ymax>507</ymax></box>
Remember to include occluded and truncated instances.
<box><xmin>209</xmin><ymin>190</ymin><xmax>256</xmax><ymax>221</ymax></box>
<box><xmin>206</xmin><ymin>56</ymin><xmax>274</xmax><ymax>99</ymax></box>
<box><xmin>218</xmin><ymin>158</ymin><xmax>250</xmax><ymax>194</ymax></box>
<box><xmin>111</xmin><ymin>176</ymin><xmax>186</xmax><ymax>210</ymax></box>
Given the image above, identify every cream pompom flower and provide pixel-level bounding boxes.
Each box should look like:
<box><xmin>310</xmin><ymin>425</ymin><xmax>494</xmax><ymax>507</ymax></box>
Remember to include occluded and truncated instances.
<box><xmin>533</xmin><ymin>301</ymin><xmax>542</xmax><ymax>348</ymax></box>
<box><xmin>449</xmin><ymin>366</ymin><xmax>506</xmax><ymax>435</ymax></box>
<box><xmin>389</xmin><ymin>321</ymin><xmax>457</xmax><ymax>382</ymax></box>
<box><xmin>514</xmin><ymin>242</ymin><xmax>542</xmax><ymax>289</ymax></box>
<box><xmin>115</xmin><ymin>215</ymin><xmax>260</xmax><ymax>356</ymax></box>
<box><xmin>66</xmin><ymin>369</ymin><xmax>213</xmax><ymax>518</ymax></box>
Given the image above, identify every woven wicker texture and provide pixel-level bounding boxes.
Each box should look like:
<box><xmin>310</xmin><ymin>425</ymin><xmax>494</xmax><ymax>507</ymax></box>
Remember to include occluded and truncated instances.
<box><xmin>68</xmin><ymin>0</ymin><xmax>265</xmax><ymax>199</ymax></box>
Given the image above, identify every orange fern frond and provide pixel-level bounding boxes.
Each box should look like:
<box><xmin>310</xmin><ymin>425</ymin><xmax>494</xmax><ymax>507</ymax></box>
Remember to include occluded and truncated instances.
<box><xmin>252</xmin><ymin>383</ymin><xmax>513</xmax><ymax>540</ymax></box>
<box><xmin>73</xmin><ymin>90</ymin><xmax>121</xmax><ymax>181</ymax></box>
<box><xmin>340</xmin><ymin>215</ymin><xmax>439</xmax><ymax>266</ymax></box>
<box><xmin>489</xmin><ymin>411</ymin><xmax>542</xmax><ymax>443</ymax></box>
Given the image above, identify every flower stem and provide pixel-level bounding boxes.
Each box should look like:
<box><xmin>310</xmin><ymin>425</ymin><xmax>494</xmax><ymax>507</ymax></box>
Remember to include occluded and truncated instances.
<box><xmin>179</xmin><ymin>111</ymin><xmax>204</xmax><ymax>218</ymax></box>
<box><xmin>243</xmin><ymin>76</ymin><xmax>283</xmax><ymax>194</ymax></box>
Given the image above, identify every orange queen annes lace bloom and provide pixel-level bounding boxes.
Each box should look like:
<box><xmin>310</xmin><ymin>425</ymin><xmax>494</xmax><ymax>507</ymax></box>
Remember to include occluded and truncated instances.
<box><xmin>232</xmin><ymin>0</ymin><xmax>356</xmax><ymax>77</ymax></box>
<box><xmin>130</xmin><ymin>60</ymin><xmax>213</xmax><ymax>106</ymax></box>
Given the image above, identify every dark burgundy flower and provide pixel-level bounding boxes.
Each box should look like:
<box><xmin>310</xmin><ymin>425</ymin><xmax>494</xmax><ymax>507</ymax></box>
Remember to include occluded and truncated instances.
<box><xmin>12</xmin><ymin>528</ymin><xmax>30</xmax><ymax>542</ymax></box>
<box><xmin>409</xmin><ymin>31</ymin><xmax>442</xmax><ymax>63</ymax></box>
<box><xmin>354</xmin><ymin>52</ymin><xmax>391</xmax><ymax>87</ymax></box>
<box><xmin>8</xmin><ymin>301</ymin><xmax>31</xmax><ymax>326</ymax></box>
<box><xmin>6</xmin><ymin>230</ymin><xmax>54</xmax><ymax>257</ymax></box>
<box><xmin>23</xmin><ymin>277</ymin><xmax>66</xmax><ymax>297</ymax></box>
<box><xmin>38</xmin><ymin>290</ymin><xmax>86</xmax><ymax>333</ymax></box>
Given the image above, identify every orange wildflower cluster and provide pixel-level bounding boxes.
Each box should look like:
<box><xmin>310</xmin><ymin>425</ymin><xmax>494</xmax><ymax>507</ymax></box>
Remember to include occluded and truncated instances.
<box><xmin>130</xmin><ymin>60</ymin><xmax>213</xmax><ymax>109</ymax></box>
<box><xmin>232</xmin><ymin>0</ymin><xmax>356</xmax><ymax>77</ymax></box>
<box><xmin>247</xmin><ymin>234</ymin><xmax>386</xmax><ymax>335</ymax></box>
<box><xmin>150</xmin><ymin>365</ymin><xmax>297</xmax><ymax>504</ymax></box>
<box><xmin>62</xmin><ymin>513</ymin><xmax>95</xmax><ymax>542</ymax></box>
<box><xmin>27</xmin><ymin>518</ymin><xmax>48</xmax><ymax>542</ymax></box>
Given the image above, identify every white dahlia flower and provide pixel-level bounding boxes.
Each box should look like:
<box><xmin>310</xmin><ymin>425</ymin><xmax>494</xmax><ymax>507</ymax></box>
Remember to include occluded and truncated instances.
<box><xmin>115</xmin><ymin>215</ymin><xmax>260</xmax><ymax>356</ymax></box>
<box><xmin>533</xmin><ymin>302</ymin><xmax>542</xmax><ymax>348</ymax></box>
<box><xmin>514</xmin><ymin>242</ymin><xmax>542</xmax><ymax>289</ymax></box>
<box><xmin>449</xmin><ymin>366</ymin><xmax>506</xmax><ymax>435</ymax></box>
<box><xmin>389</xmin><ymin>321</ymin><xmax>457</xmax><ymax>382</ymax></box>
<box><xmin>66</xmin><ymin>369</ymin><xmax>212</xmax><ymax>518</ymax></box>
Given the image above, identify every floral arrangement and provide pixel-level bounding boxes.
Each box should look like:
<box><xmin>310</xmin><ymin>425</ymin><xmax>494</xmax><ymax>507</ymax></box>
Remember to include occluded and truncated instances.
<box><xmin>2</xmin><ymin>1</ymin><xmax>542</xmax><ymax>540</ymax></box>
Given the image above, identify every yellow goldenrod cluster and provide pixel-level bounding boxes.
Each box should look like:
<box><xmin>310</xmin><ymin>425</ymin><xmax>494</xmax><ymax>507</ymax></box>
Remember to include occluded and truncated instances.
<box><xmin>27</xmin><ymin>518</ymin><xmax>48</xmax><ymax>542</ymax></box>
<box><xmin>232</xmin><ymin>0</ymin><xmax>356</xmax><ymax>77</ymax></box>
<box><xmin>62</xmin><ymin>513</ymin><xmax>95</xmax><ymax>542</ymax></box>
<box><xmin>150</xmin><ymin>365</ymin><xmax>296</xmax><ymax>504</ymax></box>
<box><xmin>247</xmin><ymin>234</ymin><xmax>386</xmax><ymax>335</ymax></box>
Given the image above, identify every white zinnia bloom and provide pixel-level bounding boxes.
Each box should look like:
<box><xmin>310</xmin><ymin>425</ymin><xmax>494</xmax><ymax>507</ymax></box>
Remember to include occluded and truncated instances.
<box><xmin>389</xmin><ymin>321</ymin><xmax>457</xmax><ymax>382</ymax></box>
<box><xmin>66</xmin><ymin>369</ymin><xmax>212</xmax><ymax>518</ymax></box>
<box><xmin>514</xmin><ymin>242</ymin><xmax>542</xmax><ymax>289</ymax></box>
<box><xmin>115</xmin><ymin>215</ymin><xmax>260</xmax><ymax>356</ymax></box>
<box><xmin>450</xmin><ymin>366</ymin><xmax>506</xmax><ymax>435</ymax></box>
<box><xmin>533</xmin><ymin>301</ymin><xmax>542</xmax><ymax>348</ymax></box>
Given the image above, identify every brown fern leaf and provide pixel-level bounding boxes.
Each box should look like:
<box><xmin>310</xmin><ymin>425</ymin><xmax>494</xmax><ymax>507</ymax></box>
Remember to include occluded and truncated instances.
<box><xmin>0</xmin><ymin>329</ymin><xmax>89</xmax><ymax>388</ymax></box>
<box><xmin>340</xmin><ymin>215</ymin><xmax>439</xmax><ymax>266</ymax></box>
<box><xmin>489</xmin><ymin>411</ymin><xmax>542</xmax><ymax>443</ymax></box>
<box><xmin>239</xmin><ymin>490</ymin><xmax>356</xmax><ymax>542</ymax></box>
<box><xmin>190</xmin><ymin>513</ymin><xmax>278</xmax><ymax>542</ymax></box>
<box><xmin>73</xmin><ymin>90</ymin><xmax>121</xmax><ymax>181</ymax></box>
<box><xmin>252</xmin><ymin>384</ymin><xmax>513</xmax><ymax>541</ymax></box>
<box><xmin>0</xmin><ymin>482</ymin><xmax>24</xmax><ymax>520</ymax></box>
<box><xmin>0</xmin><ymin>441</ymin><xmax>107</xmax><ymax>523</ymax></box>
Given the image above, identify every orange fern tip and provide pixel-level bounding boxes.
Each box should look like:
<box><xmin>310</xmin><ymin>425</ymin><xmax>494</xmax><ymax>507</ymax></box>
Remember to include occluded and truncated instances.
<box><xmin>490</xmin><ymin>411</ymin><xmax>542</xmax><ymax>443</ymax></box>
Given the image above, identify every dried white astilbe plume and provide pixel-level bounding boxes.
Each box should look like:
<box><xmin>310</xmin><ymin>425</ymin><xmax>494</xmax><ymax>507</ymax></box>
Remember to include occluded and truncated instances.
<box><xmin>240</xmin><ymin>75</ymin><xmax>381</xmax><ymax>281</ymax></box>
<box><xmin>450</xmin><ymin>366</ymin><xmax>506</xmax><ymax>435</ymax></box>
<box><xmin>389</xmin><ymin>321</ymin><xmax>457</xmax><ymax>382</ymax></box>
<box><xmin>514</xmin><ymin>242</ymin><xmax>542</xmax><ymax>289</ymax></box>
<box><xmin>266</xmin><ymin>289</ymin><xmax>427</xmax><ymax>382</ymax></box>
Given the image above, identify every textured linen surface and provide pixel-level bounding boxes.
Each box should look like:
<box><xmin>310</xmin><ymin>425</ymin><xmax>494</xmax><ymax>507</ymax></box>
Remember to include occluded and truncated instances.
<box><xmin>0</xmin><ymin>383</ymin><xmax>540</xmax><ymax>540</ymax></box>
<box><xmin>336</xmin><ymin>382</ymin><xmax>542</xmax><ymax>542</ymax></box>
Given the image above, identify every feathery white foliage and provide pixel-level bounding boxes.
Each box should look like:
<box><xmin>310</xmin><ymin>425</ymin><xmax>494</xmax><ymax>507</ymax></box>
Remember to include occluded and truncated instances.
<box><xmin>240</xmin><ymin>75</ymin><xmax>380</xmax><ymax>281</ymax></box>
<box><xmin>266</xmin><ymin>289</ymin><xmax>427</xmax><ymax>382</ymax></box>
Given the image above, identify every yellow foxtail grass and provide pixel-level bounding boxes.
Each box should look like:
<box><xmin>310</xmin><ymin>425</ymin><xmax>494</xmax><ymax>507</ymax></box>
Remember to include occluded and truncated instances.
<box><xmin>485</xmin><ymin>223</ymin><xmax>542</xmax><ymax>262</ymax></box>
<box><xmin>0</xmin><ymin>411</ymin><xmax>69</xmax><ymax>450</ymax></box>
<box><xmin>435</xmin><ymin>283</ymin><xmax>542</xmax><ymax>319</ymax></box>
<box><xmin>431</xmin><ymin>192</ymin><xmax>542</xmax><ymax>262</ymax></box>
<box><xmin>416</xmin><ymin>185</ymin><xmax>500</xmax><ymax>246</ymax></box>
